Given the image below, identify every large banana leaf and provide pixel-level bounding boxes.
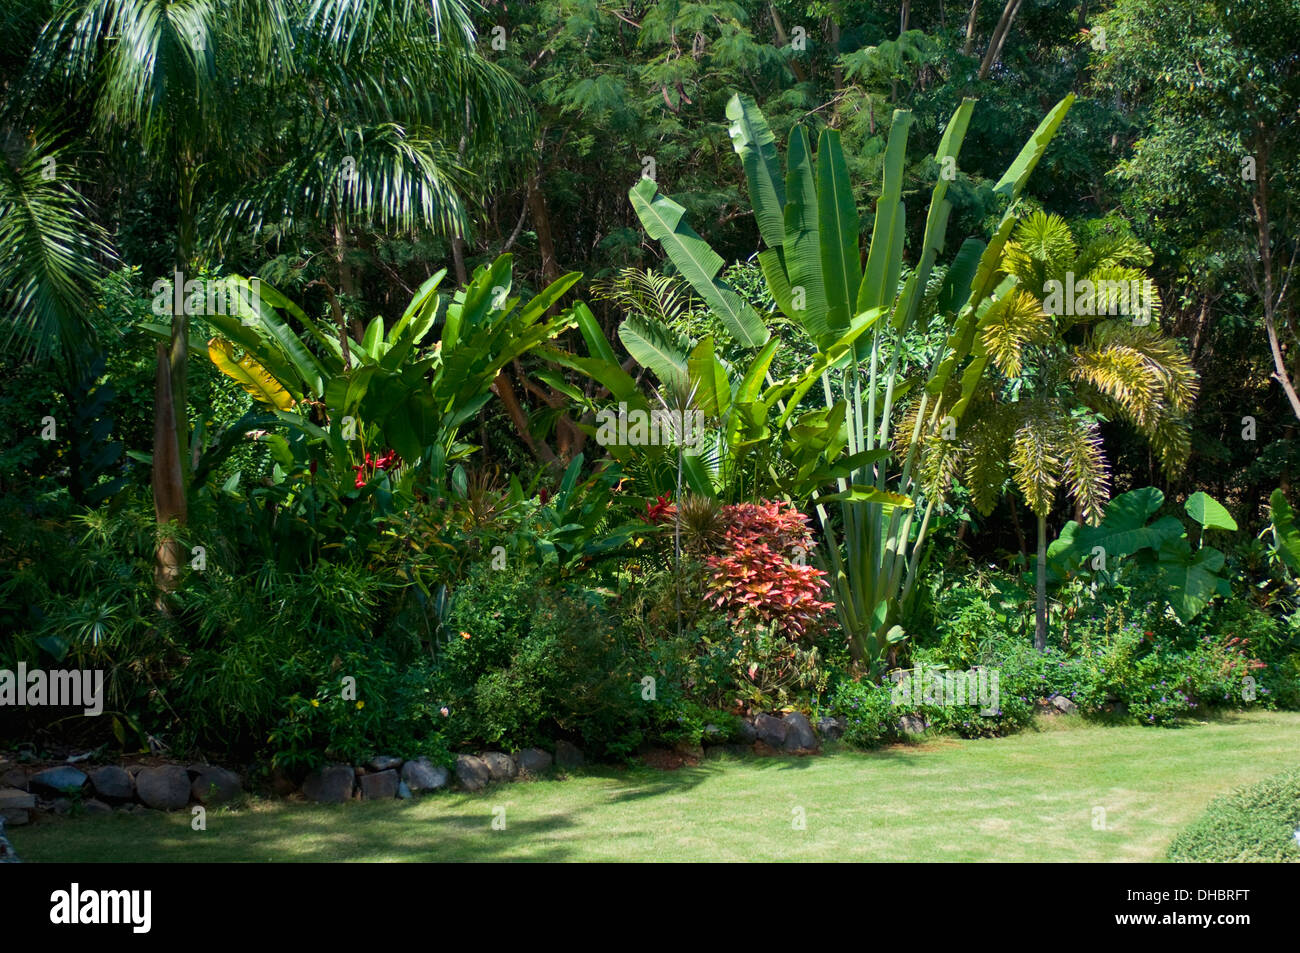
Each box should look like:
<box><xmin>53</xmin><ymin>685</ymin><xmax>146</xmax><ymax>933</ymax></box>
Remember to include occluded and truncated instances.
<box><xmin>207</xmin><ymin>337</ymin><xmax>296</xmax><ymax>410</ymax></box>
<box><xmin>628</xmin><ymin>178</ymin><xmax>769</xmax><ymax>348</ymax></box>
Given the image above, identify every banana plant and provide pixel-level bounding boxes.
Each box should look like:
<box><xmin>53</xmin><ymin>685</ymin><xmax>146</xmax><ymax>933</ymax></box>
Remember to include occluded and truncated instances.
<box><xmin>542</xmin><ymin>300</ymin><xmax>880</xmax><ymax>503</ymax></box>
<box><xmin>629</xmin><ymin>92</ymin><xmax>1075</xmax><ymax>667</ymax></box>
<box><xmin>199</xmin><ymin>254</ymin><xmax>581</xmax><ymax>488</ymax></box>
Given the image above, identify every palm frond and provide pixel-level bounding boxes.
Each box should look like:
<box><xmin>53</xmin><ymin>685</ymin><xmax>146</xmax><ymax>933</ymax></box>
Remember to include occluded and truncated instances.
<box><xmin>0</xmin><ymin>134</ymin><xmax>117</xmax><ymax>360</ymax></box>
<box><xmin>1009</xmin><ymin>405</ymin><xmax>1062</xmax><ymax>517</ymax></box>
<box><xmin>1057</xmin><ymin>415</ymin><xmax>1110</xmax><ymax>524</ymax></box>
<box><xmin>979</xmin><ymin>288</ymin><xmax>1052</xmax><ymax>378</ymax></box>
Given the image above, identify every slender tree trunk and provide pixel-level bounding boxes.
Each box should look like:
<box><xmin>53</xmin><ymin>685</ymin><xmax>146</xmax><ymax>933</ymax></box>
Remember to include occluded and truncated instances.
<box><xmin>153</xmin><ymin>154</ymin><xmax>193</xmax><ymax>598</ymax></box>
<box><xmin>152</xmin><ymin>343</ymin><xmax>187</xmax><ymax>607</ymax></box>
<box><xmin>1251</xmin><ymin>138</ymin><xmax>1300</xmax><ymax>421</ymax></box>
<box><xmin>769</xmin><ymin>3</ymin><xmax>808</xmax><ymax>82</ymax></box>
<box><xmin>963</xmin><ymin>0</ymin><xmax>981</xmax><ymax>55</ymax></box>
<box><xmin>978</xmin><ymin>0</ymin><xmax>1025</xmax><ymax>80</ymax></box>
<box><xmin>1034</xmin><ymin>513</ymin><xmax>1048</xmax><ymax>651</ymax></box>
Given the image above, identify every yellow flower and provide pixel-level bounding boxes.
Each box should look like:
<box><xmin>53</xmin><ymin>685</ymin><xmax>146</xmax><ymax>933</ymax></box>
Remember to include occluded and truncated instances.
<box><xmin>461</xmin><ymin>631</ymin><xmax>471</xmax><ymax>640</ymax></box>
<box><xmin>310</xmin><ymin>699</ymin><xmax>320</xmax><ymax>708</ymax></box>
<box><xmin>356</xmin><ymin>700</ymin><xmax>365</xmax><ymax>710</ymax></box>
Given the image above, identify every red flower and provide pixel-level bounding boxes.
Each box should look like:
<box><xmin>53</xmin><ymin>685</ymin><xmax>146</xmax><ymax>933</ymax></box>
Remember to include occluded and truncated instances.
<box><xmin>646</xmin><ymin>494</ymin><xmax>675</xmax><ymax>523</ymax></box>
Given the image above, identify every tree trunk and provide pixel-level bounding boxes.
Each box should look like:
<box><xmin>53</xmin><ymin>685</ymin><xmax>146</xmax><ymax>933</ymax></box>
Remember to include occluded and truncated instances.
<box><xmin>152</xmin><ymin>343</ymin><xmax>187</xmax><ymax>606</ymax></box>
<box><xmin>1034</xmin><ymin>512</ymin><xmax>1048</xmax><ymax>651</ymax></box>
<box><xmin>963</xmin><ymin>0</ymin><xmax>981</xmax><ymax>55</ymax></box>
<box><xmin>1251</xmin><ymin>138</ymin><xmax>1300</xmax><ymax>421</ymax></box>
<box><xmin>978</xmin><ymin>0</ymin><xmax>1025</xmax><ymax>80</ymax></box>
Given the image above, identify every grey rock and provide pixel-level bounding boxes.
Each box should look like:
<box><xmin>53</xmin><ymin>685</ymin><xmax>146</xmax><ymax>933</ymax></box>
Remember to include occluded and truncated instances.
<box><xmin>703</xmin><ymin>723</ymin><xmax>726</xmax><ymax>743</ymax></box>
<box><xmin>781</xmin><ymin>712</ymin><xmax>818</xmax><ymax>751</ymax></box>
<box><xmin>753</xmin><ymin>713</ymin><xmax>788</xmax><ymax>747</ymax></box>
<box><xmin>737</xmin><ymin>720</ymin><xmax>759</xmax><ymax>744</ymax></box>
<box><xmin>367</xmin><ymin>755</ymin><xmax>404</xmax><ymax>772</ymax></box>
<box><xmin>90</xmin><ymin>766</ymin><xmax>135</xmax><ymax>803</ymax></box>
<box><xmin>454</xmin><ymin>755</ymin><xmax>492</xmax><ymax>792</ymax></box>
<box><xmin>397</xmin><ymin>781</ymin><xmax>412</xmax><ymax>800</ymax></box>
<box><xmin>482</xmin><ymin>752</ymin><xmax>517</xmax><ymax>781</ymax></box>
<box><xmin>29</xmin><ymin>766</ymin><xmax>87</xmax><ymax>796</ymax></box>
<box><xmin>513</xmin><ymin>748</ymin><xmax>553</xmax><ymax>776</ymax></box>
<box><xmin>400</xmin><ymin>758</ymin><xmax>448</xmax><ymax>793</ymax></box>
<box><xmin>359</xmin><ymin>769</ymin><xmax>399</xmax><ymax>800</ymax></box>
<box><xmin>898</xmin><ymin>714</ymin><xmax>927</xmax><ymax>735</ymax></box>
<box><xmin>0</xmin><ymin>769</ymin><xmax>27</xmax><ymax>790</ymax></box>
<box><xmin>83</xmin><ymin>799</ymin><xmax>112</xmax><ymax>816</ymax></box>
<box><xmin>190</xmin><ymin>765</ymin><xmax>241</xmax><ymax>805</ymax></box>
<box><xmin>52</xmin><ymin>797</ymin><xmax>73</xmax><ymax>816</ymax></box>
<box><xmin>554</xmin><ymin>740</ymin><xmax>584</xmax><ymax>769</ymax></box>
<box><xmin>0</xmin><ymin>789</ymin><xmax>36</xmax><ymax>812</ymax></box>
<box><xmin>302</xmin><ymin>764</ymin><xmax>356</xmax><ymax>803</ymax></box>
<box><xmin>0</xmin><ymin>787</ymin><xmax>35</xmax><ymax>827</ymax></box>
<box><xmin>135</xmin><ymin>765</ymin><xmax>191</xmax><ymax>810</ymax></box>
<box><xmin>817</xmin><ymin>716</ymin><xmax>845</xmax><ymax>741</ymax></box>
<box><xmin>126</xmin><ymin>764</ymin><xmax>145</xmax><ymax>777</ymax></box>
<box><xmin>1051</xmin><ymin>694</ymin><xmax>1079</xmax><ymax>715</ymax></box>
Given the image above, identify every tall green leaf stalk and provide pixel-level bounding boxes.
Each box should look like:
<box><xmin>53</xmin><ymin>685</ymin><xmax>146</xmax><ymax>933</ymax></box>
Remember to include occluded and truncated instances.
<box><xmin>630</xmin><ymin>93</ymin><xmax>1074</xmax><ymax>669</ymax></box>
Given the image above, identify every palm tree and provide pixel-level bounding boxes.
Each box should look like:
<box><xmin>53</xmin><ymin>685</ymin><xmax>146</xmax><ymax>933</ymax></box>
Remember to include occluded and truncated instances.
<box><xmin>216</xmin><ymin>0</ymin><xmax>530</xmax><ymax>341</ymax></box>
<box><xmin>902</xmin><ymin>212</ymin><xmax>1199</xmax><ymax>649</ymax></box>
<box><xmin>18</xmin><ymin>0</ymin><xmax>528</xmax><ymax>592</ymax></box>
<box><xmin>0</xmin><ymin>133</ymin><xmax>117</xmax><ymax>364</ymax></box>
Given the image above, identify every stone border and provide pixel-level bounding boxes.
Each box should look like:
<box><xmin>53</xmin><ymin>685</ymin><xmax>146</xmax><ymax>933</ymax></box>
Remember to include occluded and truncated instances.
<box><xmin>0</xmin><ymin>711</ymin><xmax>849</xmax><ymax>818</ymax></box>
<box><xmin>0</xmin><ymin>762</ymin><xmax>241</xmax><ymax>825</ymax></box>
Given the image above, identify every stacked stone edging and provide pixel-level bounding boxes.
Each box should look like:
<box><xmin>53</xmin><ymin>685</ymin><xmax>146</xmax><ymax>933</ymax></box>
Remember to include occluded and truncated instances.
<box><xmin>0</xmin><ymin>710</ymin><xmax>849</xmax><ymax>818</ymax></box>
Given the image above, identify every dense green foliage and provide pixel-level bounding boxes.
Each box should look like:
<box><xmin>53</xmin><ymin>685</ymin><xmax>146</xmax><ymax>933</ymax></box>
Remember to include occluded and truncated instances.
<box><xmin>1</xmin><ymin>1</ymin><xmax>1298</xmax><ymax>770</ymax></box>
<box><xmin>1168</xmin><ymin>768</ymin><xmax>1300</xmax><ymax>862</ymax></box>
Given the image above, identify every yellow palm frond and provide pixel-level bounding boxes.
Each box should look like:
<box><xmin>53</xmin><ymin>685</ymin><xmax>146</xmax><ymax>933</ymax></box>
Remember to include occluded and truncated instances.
<box><xmin>1058</xmin><ymin>416</ymin><xmax>1110</xmax><ymax>524</ymax></box>
<box><xmin>1010</xmin><ymin>407</ymin><xmax>1063</xmax><ymax>517</ymax></box>
<box><xmin>979</xmin><ymin>289</ymin><xmax>1053</xmax><ymax>378</ymax></box>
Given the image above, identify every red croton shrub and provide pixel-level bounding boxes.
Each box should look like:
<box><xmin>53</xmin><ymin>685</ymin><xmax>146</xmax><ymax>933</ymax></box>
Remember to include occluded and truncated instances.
<box><xmin>703</xmin><ymin>501</ymin><xmax>833</xmax><ymax>639</ymax></box>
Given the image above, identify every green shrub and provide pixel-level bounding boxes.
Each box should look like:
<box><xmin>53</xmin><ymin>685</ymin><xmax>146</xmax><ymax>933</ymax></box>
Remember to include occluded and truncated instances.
<box><xmin>1168</xmin><ymin>768</ymin><xmax>1300</xmax><ymax>862</ymax></box>
<box><xmin>830</xmin><ymin>679</ymin><xmax>896</xmax><ymax>748</ymax></box>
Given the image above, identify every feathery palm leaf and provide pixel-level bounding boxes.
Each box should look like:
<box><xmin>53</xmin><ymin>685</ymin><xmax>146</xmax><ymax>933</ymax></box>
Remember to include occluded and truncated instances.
<box><xmin>0</xmin><ymin>134</ymin><xmax>117</xmax><ymax>359</ymax></box>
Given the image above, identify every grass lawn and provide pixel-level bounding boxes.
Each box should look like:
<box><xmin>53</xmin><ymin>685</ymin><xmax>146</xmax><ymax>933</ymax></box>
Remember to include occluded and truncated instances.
<box><xmin>13</xmin><ymin>711</ymin><xmax>1300</xmax><ymax>862</ymax></box>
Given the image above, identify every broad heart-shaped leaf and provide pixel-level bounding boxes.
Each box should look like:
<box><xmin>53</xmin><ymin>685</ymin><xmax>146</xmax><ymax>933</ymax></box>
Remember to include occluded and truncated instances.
<box><xmin>726</xmin><ymin>93</ymin><xmax>786</xmax><ymax>250</ymax></box>
<box><xmin>1184</xmin><ymin>491</ymin><xmax>1238</xmax><ymax>531</ymax></box>
<box><xmin>1157</xmin><ymin>537</ymin><xmax>1230</xmax><ymax>622</ymax></box>
<box><xmin>629</xmin><ymin>178</ymin><xmax>769</xmax><ymax>348</ymax></box>
<box><xmin>207</xmin><ymin>338</ymin><xmax>295</xmax><ymax>410</ymax></box>
<box><xmin>1069</xmin><ymin>487</ymin><xmax>1185</xmax><ymax>560</ymax></box>
<box><xmin>1270</xmin><ymin>489</ymin><xmax>1300</xmax><ymax>573</ymax></box>
<box><xmin>1046</xmin><ymin>520</ymin><xmax>1082</xmax><ymax>582</ymax></box>
<box><xmin>618</xmin><ymin>313</ymin><xmax>690</xmax><ymax>390</ymax></box>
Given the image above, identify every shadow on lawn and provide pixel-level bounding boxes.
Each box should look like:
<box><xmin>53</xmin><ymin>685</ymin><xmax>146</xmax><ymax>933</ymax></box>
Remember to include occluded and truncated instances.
<box><xmin>17</xmin><ymin>797</ymin><xmax>583</xmax><ymax>863</ymax></box>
